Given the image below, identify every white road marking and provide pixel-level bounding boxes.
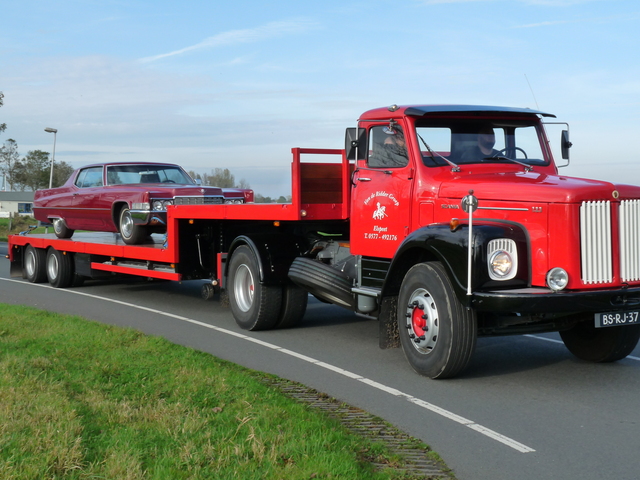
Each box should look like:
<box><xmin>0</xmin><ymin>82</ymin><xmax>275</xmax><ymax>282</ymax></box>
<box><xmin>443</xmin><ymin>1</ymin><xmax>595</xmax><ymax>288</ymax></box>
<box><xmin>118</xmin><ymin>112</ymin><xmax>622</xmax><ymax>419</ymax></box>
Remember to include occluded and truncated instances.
<box><xmin>1</xmin><ymin>278</ymin><xmax>535</xmax><ymax>453</ymax></box>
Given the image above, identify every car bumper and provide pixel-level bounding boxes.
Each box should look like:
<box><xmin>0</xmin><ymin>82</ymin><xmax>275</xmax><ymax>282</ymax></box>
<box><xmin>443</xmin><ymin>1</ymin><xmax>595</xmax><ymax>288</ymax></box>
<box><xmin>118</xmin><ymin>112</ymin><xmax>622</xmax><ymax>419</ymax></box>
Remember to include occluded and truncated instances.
<box><xmin>130</xmin><ymin>209</ymin><xmax>167</xmax><ymax>227</ymax></box>
<box><xmin>471</xmin><ymin>285</ymin><xmax>640</xmax><ymax>314</ymax></box>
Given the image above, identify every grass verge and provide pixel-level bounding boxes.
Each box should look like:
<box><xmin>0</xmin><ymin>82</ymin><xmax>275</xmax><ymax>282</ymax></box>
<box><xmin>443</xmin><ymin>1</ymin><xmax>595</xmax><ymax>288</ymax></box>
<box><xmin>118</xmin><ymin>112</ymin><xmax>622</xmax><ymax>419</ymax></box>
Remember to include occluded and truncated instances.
<box><xmin>0</xmin><ymin>303</ymin><xmax>432</xmax><ymax>479</ymax></box>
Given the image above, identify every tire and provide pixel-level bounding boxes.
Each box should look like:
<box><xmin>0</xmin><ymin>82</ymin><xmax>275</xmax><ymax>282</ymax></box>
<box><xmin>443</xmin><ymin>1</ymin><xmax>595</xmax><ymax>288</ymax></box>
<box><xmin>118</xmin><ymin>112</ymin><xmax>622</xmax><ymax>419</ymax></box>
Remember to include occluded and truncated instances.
<box><xmin>288</xmin><ymin>257</ymin><xmax>355</xmax><ymax>309</ymax></box>
<box><xmin>24</xmin><ymin>245</ymin><xmax>47</xmax><ymax>283</ymax></box>
<box><xmin>274</xmin><ymin>281</ymin><xmax>308</xmax><ymax>329</ymax></box>
<box><xmin>228</xmin><ymin>245</ymin><xmax>282</xmax><ymax>331</ymax></box>
<box><xmin>52</xmin><ymin>218</ymin><xmax>74</xmax><ymax>239</ymax></box>
<box><xmin>46</xmin><ymin>248</ymin><xmax>74</xmax><ymax>288</ymax></box>
<box><xmin>560</xmin><ymin>319</ymin><xmax>640</xmax><ymax>362</ymax></box>
<box><xmin>119</xmin><ymin>207</ymin><xmax>146</xmax><ymax>245</ymax></box>
<box><xmin>397</xmin><ymin>261</ymin><xmax>477</xmax><ymax>379</ymax></box>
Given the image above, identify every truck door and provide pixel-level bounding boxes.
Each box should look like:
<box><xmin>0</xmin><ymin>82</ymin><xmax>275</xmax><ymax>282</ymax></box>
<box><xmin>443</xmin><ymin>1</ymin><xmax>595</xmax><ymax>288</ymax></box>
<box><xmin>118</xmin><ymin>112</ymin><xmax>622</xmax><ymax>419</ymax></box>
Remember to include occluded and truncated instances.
<box><xmin>350</xmin><ymin>124</ymin><xmax>414</xmax><ymax>258</ymax></box>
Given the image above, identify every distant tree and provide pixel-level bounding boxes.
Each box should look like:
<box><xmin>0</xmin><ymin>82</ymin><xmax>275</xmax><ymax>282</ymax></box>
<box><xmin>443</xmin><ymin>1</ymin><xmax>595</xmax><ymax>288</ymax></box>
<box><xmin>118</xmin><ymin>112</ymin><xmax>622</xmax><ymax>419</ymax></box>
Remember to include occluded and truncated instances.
<box><xmin>0</xmin><ymin>139</ymin><xmax>20</xmax><ymax>190</ymax></box>
<box><xmin>0</xmin><ymin>92</ymin><xmax>6</xmax><ymax>135</ymax></box>
<box><xmin>277</xmin><ymin>196</ymin><xmax>288</xmax><ymax>203</ymax></box>
<box><xmin>13</xmin><ymin>151</ymin><xmax>74</xmax><ymax>190</ymax></box>
<box><xmin>208</xmin><ymin>168</ymin><xmax>236</xmax><ymax>188</ymax></box>
<box><xmin>13</xmin><ymin>150</ymin><xmax>50</xmax><ymax>191</ymax></box>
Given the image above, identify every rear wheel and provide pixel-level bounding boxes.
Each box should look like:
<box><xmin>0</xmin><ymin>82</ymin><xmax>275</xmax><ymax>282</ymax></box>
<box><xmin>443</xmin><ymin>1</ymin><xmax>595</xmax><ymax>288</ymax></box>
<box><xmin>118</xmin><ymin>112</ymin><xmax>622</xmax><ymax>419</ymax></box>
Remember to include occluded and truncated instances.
<box><xmin>46</xmin><ymin>248</ymin><xmax>73</xmax><ymax>288</ymax></box>
<box><xmin>119</xmin><ymin>207</ymin><xmax>146</xmax><ymax>245</ymax></box>
<box><xmin>398</xmin><ymin>262</ymin><xmax>477</xmax><ymax>379</ymax></box>
<box><xmin>52</xmin><ymin>218</ymin><xmax>74</xmax><ymax>239</ymax></box>
<box><xmin>24</xmin><ymin>245</ymin><xmax>47</xmax><ymax>283</ymax></box>
<box><xmin>274</xmin><ymin>281</ymin><xmax>308</xmax><ymax>329</ymax></box>
<box><xmin>560</xmin><ymin>318</ymin><xmax>640</xmax><ymax>362</ymax></box>
<box><xmin>228</xmin><ymin>245</ymin><xmax>282</xmax><ymax>330</ymax></box>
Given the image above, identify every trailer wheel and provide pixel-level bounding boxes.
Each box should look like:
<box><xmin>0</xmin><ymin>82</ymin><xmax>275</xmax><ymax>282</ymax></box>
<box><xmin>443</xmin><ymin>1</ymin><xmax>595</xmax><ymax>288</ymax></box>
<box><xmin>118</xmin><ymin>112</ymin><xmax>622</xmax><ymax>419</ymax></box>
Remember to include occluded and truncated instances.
<box><xmin>560</xmin><ymin>319</ymin><xmax>640</xmax><ymax>362</ymax></box>
<box><xmin>397</xmin><ymin>262</ymin><xmax>477</xmax><ymax>379</ymax></box>
<box><xmin>288</xmin><ymin>257</ymin><xmax>355</xmax><ymax>309</ymax></box>
<box><xmin>24</xmin><ymin>245</ymin><xmax>47</xmax><ymax>283</ymax></box>
<box><xmin>46</xmin><ymin>248</ymin><xmax>73</xmax><ymax>288</ymax></box>
<box><xmin>119</xmin><ymin>207</ymin><xmax>146</xmax><ymax>245</ymax></box>
<box><xmin>228</xmin><ymin>245</ymin><xmax>282</xmax><ymax>330</ymax></box>
<box><xmin>274</xmin><ymin>281</ymin><xmax>308</xmax><ymax>329</ymax></box>
<box><xmin>52</xmin><ymin>218</ymin><xmax>74</xmax><ymax>239</ymax></box>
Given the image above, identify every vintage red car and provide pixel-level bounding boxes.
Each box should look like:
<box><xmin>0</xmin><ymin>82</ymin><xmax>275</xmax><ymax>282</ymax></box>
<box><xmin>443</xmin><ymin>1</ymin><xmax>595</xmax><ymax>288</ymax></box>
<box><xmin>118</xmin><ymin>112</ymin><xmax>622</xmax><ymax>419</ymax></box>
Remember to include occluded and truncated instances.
<box><xmin>33</xmin><ymin>162</ymin><xmax>253</xmax><ymax>245</ymax></box>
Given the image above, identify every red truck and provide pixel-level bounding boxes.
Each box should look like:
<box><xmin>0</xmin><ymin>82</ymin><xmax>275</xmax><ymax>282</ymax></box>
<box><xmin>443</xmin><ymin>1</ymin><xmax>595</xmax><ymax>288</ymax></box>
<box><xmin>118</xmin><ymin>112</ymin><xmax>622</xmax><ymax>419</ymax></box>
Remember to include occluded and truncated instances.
<box><xmin>8</xmin><ymin>104</ymin><xmax>640</xmax><ymax>379</ymax></box>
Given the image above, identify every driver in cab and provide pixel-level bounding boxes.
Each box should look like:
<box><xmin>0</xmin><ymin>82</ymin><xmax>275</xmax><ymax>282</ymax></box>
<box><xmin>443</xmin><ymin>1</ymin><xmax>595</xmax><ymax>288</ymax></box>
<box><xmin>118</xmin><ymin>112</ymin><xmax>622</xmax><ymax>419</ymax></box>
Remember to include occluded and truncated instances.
<box><xmin>460</xmin><ymin>125</ymin><xmax>500</xmax><ymax>163</ymax></box>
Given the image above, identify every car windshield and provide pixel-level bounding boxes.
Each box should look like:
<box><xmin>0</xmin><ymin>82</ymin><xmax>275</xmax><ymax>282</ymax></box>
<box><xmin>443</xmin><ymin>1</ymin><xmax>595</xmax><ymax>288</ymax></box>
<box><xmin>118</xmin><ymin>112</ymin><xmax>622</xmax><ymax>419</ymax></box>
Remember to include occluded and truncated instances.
<box><xmin>106</xmin><ymin>165</ymin><xmax>194</xmax><ymax>185</ymax></box>
<box><xmin>415</xmin><ymin>119</ymin><xmax>549</xmax><ymax>168</ymax></box>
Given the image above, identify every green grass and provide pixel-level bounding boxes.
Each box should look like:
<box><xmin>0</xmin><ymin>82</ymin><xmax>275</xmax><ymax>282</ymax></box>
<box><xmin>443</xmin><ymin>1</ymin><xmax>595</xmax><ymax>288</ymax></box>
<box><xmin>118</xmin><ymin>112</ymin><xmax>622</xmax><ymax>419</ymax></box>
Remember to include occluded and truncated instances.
<box><xmin>0</xmin><ymin>216</ymin><xmax>46</xmax><ymax>241</ymax></box>
<box><xmin>0</xmin><ymin>304</ymin><xmax>417</xmax><ymax>480</ymax></box>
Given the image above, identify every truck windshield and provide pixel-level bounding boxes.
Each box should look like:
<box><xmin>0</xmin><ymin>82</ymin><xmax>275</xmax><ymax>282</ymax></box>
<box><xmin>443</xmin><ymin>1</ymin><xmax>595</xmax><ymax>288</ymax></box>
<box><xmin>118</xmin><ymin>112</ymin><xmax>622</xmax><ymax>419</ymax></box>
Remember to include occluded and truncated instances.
<box><xmin>415</xmin><ymin>120</ymin><xmax>549</xmax><ymax>168</ymax></box>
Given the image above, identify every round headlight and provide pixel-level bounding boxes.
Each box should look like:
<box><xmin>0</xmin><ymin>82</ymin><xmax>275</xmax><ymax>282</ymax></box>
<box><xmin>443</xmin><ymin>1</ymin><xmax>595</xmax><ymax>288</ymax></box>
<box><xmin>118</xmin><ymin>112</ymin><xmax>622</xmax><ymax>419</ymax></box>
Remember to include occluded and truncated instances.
<box><xmin>547</xmin><ymin>268</ymin><xmax>569</xmax><ymax>291</ymax></box>
<box><xmin>489</xmin><ymin>250</ymin><xmax>513</xmax><ymax>279</ymax></box>
<box><xmin>163</xmin><ymin>200</ymin><xmax>173</xmax><ymax>208</ymax></box>
<box><xmin>152</xmin><ymin>200</ymin><xmax>164</xmax><ymax>210</ymax></box>
<box><xmin>234</xmin><ymin>199</ymin><xmax>243</xmax><ymax>204</ymax></box>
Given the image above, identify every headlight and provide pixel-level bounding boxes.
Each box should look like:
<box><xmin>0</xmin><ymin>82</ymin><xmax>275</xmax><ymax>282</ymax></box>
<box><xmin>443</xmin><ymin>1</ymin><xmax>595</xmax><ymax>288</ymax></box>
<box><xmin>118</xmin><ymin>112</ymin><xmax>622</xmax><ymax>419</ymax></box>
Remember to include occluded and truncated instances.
<box><xmin>487</xmin><ymin>239</ymin><xmax>518</xmax><ymax>281</ymax></box>
<box><xmin>163</xmin><ymin>200</ymin><xmax>173</xmax><ymax>208</ymax></box>
<box><xmin>152</xmin><ymin>200</ymin><xmax>164</xmax><ymax>210</ymax></box>
<box><xmin>547</xmin><ymin>268</ymin><xmax>568</xmax><ymax>291</ymax></box>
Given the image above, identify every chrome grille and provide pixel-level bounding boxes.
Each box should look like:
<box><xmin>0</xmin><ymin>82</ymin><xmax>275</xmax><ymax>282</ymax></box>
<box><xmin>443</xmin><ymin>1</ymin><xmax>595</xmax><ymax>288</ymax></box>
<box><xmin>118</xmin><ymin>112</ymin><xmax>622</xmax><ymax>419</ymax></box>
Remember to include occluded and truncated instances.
<box><xmin>580</xmin><ymin>200</ymin><xmax>612</xmax><ymax>284</ymax></box>
<box><xmin>620</xmin><ymin>199</ymin><xmax>640</xmax><ymax>282</ymax></box>
<box><xmin>174</xmin><ymin>196</ymin><xmax>224</xmax><ymax>206</ymax></box>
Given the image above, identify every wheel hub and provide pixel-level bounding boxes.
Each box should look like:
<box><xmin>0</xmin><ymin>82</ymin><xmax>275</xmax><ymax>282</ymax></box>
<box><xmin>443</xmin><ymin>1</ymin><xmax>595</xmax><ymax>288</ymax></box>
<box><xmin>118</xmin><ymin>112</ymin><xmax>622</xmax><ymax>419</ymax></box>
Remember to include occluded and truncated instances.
<box><xmin>405</xmin><ymin>288</ymin><xmax>439</xmax><ymax>354</ymax></box>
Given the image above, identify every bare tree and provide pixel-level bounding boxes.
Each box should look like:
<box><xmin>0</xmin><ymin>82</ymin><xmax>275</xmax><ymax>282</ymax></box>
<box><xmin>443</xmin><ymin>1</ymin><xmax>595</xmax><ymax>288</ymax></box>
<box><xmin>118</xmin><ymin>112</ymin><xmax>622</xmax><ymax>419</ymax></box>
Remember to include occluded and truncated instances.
<box><xmin>0</xmin><ymin>139</ymin><xmax>20</xmax><ymax>190</ymax></box>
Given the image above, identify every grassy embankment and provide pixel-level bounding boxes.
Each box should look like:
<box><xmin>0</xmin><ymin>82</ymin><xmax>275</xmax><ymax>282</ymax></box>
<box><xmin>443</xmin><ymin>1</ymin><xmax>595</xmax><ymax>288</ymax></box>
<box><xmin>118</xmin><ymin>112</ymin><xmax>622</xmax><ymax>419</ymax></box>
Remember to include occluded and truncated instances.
<box><xmin>0</xmin><ymin>304</ymin><xmax>425</xmax><ymax>479</ymax></box>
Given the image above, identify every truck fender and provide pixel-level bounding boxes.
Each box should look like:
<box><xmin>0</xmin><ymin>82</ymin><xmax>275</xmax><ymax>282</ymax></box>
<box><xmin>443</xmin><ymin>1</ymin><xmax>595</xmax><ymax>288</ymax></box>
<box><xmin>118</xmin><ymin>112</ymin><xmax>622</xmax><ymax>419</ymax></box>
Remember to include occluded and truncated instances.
<box><xmin>225</xmin><ymin>234</ymin><xmax>307</xmax><ymax>286</ymax></box>
<box><xmin>376</xmin><ymin>221</ymin><xmax>529</xmax><ymax>349</ymax></box>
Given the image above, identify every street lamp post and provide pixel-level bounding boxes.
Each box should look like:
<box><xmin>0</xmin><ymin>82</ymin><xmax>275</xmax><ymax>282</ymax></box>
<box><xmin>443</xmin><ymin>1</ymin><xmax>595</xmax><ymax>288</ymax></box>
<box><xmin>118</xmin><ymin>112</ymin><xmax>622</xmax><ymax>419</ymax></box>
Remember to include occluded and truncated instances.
<box><xmin>44</xmin><ymin>127</ymin><xmax>57</xmax><ymax>188</ymax></box>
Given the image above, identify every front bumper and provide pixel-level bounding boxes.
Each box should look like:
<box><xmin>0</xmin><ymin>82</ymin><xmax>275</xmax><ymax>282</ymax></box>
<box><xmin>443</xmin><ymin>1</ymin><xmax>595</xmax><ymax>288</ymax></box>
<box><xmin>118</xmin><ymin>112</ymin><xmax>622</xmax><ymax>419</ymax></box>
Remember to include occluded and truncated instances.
<box><xmin>471</xmin><ymin>285</ymin><xmax>640</xmax><ymax>314</ymax></box>
<box><xmin>130</xmin><ymin>209</ymin><xmax>167</xmax><ymax>227</ymax></box>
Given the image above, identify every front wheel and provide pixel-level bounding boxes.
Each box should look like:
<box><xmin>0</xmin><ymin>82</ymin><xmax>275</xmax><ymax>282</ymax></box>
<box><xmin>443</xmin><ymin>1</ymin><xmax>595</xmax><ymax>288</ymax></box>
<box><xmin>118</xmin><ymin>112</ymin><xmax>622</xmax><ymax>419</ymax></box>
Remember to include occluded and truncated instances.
<box><xmin>560</xmin><ymin>319</ymin><xmax>640</xmax><ymax>362</ymax></box>
<box><xmin>228</xmin><ymin>245</ymin><xmax>282</xmax><ymax>331</ymax></box>
<box><xmin>398</xmin><ymin>262</ymin><xmax>477</xmax><ymax>379</ymax></box>
<box><xmin>119</xmin><ymin>207</ymin><xmax>146</xmax><ymax>245</ymax></box>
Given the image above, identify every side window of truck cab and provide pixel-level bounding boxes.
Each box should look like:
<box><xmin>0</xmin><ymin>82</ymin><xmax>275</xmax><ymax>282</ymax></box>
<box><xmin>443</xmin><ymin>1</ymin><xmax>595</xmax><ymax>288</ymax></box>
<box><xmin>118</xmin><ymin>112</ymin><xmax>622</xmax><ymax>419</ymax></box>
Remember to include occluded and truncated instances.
<box><xmin>368</xmin><ymin>126</ymin><xmax>409</xmax><ymax>168</ymax></box>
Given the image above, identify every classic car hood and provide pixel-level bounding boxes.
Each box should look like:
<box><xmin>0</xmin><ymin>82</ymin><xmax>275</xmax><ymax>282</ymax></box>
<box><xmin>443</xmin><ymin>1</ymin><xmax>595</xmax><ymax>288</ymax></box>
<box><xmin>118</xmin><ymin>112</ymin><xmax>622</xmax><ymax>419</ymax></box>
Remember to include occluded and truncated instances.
<box><xmin>437</xmin><ymin>171</ymin><xmax>640</xmax><ymax>203</ymax></box>
<box><xmin>146</xmin><ymin>184</ymin><xmax>224</xmax><ymax>196</ymax></box>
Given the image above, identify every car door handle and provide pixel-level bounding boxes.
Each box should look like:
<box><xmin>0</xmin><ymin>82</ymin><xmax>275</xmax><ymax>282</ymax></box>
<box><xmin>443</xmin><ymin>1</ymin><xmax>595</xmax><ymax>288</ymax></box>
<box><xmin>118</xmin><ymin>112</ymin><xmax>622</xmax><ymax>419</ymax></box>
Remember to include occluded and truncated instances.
<box><xmin>358</xmin><ymin>177</ymin><xmax>371</xmax><ymax>182</ymax></box>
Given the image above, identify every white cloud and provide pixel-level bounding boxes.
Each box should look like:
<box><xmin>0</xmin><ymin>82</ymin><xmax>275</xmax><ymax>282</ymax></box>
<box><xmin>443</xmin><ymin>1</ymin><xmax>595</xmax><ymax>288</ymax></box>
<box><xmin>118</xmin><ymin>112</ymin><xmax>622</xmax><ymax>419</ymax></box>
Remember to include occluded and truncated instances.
<box><xmin>139</xmin><ymin>19</ymin><xmax>319</xmax><ymax>63</ymax></box>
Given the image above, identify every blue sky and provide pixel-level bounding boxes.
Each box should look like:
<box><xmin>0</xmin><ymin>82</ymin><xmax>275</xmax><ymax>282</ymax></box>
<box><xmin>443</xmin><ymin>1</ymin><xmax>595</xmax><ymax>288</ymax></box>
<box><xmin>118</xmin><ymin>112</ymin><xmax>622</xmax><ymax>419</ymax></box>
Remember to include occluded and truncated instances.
<box><xmin>1</xmin><ymin>0</ymin><xmax>639</xmax><ymax>196</ymax></box>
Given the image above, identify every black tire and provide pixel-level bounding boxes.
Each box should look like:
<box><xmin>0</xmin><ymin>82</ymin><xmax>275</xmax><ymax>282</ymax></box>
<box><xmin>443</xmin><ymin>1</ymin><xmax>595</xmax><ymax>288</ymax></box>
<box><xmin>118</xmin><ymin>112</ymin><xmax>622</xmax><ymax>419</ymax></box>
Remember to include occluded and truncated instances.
<box><xmin>52</xmin><ymin>218</ymin><xmax>74</xmax><ymax>239</ymax></box>
<box><xmin>119</xmin><ymin>207</ymin><xmax>146</xmax><ymax>245</ymax></box>
<box><xmin>288</xmin><ymin>257</ymin><xmax>355</xmax><ymax>309</ymax></box>
<box><xmin>46</xmin><ymin>248</ymin><xmax>74</xmax><ymax>288</ymax></box>
<box><xmin>560</xmin><ymin>319</ymin><xmax>640</xmax><ymax>362</ymax></box>
<box><xmin>274</xmin><ymin>281</ymin><xmax>308</xmax><ymax>329</ymax></box>
<box><xmin>397</xmin><ymin>261</ymin><xmax>477</xmax><ymax>379</ymax></box>
<box><xmin>228</xmin><ymin>245</ymin><xmax>282</xmax><ymax>331</ymax></box>
<box><xmin>24</xmin><ymin>245</ymin><xmax>47</xmax><ymax>283</ymax></box>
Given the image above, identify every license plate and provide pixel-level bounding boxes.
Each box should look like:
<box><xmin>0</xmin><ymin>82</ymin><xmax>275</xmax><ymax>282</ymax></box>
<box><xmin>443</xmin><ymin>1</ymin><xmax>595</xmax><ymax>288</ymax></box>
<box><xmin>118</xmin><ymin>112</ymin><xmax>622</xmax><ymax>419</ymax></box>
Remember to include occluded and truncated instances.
<box><xmin>595</xmin><ymin>311</ymin><xmax>640</xmax><ymax>328</ymax></box>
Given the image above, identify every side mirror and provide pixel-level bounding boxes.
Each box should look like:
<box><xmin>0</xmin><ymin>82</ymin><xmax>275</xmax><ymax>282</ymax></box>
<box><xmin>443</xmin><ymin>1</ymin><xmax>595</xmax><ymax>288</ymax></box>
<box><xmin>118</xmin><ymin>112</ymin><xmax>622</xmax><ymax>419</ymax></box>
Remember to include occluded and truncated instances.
<box><xmin>561</xmin><ymin>130</ymin><xmax>572</xmax><ymax>160</ymax></box>
<box><xmin>345</xmin><ymin>128</ymin><xmax>366</xmax><ymax>161</ymax></box>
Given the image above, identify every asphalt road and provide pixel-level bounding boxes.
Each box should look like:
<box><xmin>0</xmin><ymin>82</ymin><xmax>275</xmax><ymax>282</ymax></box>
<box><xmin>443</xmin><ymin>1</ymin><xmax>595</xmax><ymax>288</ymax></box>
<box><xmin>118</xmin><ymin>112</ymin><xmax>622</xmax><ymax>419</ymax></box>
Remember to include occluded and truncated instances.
<box><xmin>2</xmin><ymin>241</ymin><xmax>640</xmax><ymax>480</ymax></box>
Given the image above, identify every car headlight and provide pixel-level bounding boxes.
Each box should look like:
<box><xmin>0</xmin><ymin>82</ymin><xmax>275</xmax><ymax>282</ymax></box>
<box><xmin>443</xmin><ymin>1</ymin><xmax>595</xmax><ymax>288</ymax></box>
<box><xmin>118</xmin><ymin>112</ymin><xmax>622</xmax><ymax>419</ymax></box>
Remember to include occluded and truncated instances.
<box><xmin>487</xmin><ymin>239</ymin><xmax>518</xmax><ymax>281</ymax></box>
<box><xmin>152</xmin><ymin>200</ymin><xmax>164</xmax><ymax>210</ymax></box>
<box><xmin>547</xmin><ymin>268</ymin><xmax>568</xmax><ymax>291</ymax></box>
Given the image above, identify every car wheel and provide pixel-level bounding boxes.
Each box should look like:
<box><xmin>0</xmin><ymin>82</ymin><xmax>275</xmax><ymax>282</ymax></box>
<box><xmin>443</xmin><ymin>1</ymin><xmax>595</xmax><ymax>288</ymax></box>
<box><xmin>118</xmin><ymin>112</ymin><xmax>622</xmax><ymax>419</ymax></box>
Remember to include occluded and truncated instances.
<box><xmin>560</xmin><ymin>318</ymin><xmax>640</xmax><ymax>362</ymax></box>
<box><xmin>397</xmin><ymin>261</ymin><xmax>477</xmax><ymax>379</ymax></box>
<box><xmin>24</xmin><ymin>245</ymin><xmax>47</xmax><ymax>283</ymax></box>
<box><xmin>119</xmin><ymin>207</ymin><xmax>146</xmax><ymax>245</ymax></box>
<box><xmin>46</xmin><ymin>248</ymin><xmax>73</xmax><ymax>288</ymax></box>
<box><xmin>52</xmin><ymin>218</ymin><xmax>74</xmax><ymax>239</ymax></box>
<box><xmin>228</xmin><ymin>245</ymin><xmax>282</xmax><ymax>331</ymax></box>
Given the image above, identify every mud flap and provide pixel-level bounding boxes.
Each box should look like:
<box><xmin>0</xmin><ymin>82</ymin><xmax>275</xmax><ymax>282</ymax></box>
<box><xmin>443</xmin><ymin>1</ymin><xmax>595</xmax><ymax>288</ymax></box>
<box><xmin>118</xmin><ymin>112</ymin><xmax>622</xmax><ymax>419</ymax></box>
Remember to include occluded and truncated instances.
<box><xmin>379</xmin><ymin>295</ymin><xmax>400</xmax><ymax>349</ymax></box>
